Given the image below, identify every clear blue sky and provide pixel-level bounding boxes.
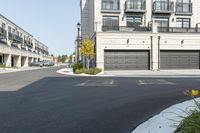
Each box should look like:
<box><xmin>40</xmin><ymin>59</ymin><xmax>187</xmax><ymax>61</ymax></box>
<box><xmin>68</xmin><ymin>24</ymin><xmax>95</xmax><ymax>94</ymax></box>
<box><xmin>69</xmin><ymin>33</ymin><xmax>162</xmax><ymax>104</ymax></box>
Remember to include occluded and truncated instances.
<box><xmin>0</xmin><ymin>0</ymin><xmax>80</xmax><ymax>56</ymax></box>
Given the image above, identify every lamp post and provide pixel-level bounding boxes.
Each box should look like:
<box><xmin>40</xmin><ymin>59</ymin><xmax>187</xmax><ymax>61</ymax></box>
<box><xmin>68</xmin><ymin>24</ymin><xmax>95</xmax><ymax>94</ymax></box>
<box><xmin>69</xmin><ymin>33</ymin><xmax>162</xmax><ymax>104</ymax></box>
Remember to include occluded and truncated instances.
<box><xmin>77</xmin><ymin>22</ymin><xmax>81</xmax><ymax>62</ymax></box>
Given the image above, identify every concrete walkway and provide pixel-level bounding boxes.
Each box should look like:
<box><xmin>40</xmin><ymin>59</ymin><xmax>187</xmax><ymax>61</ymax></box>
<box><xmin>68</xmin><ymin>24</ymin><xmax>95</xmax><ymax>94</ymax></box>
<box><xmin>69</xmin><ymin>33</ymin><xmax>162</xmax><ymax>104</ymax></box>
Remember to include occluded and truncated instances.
<box><xmin>101</xmin><ymin>70</ymin><xmax>200</xmax><ymax>78</ymax></box>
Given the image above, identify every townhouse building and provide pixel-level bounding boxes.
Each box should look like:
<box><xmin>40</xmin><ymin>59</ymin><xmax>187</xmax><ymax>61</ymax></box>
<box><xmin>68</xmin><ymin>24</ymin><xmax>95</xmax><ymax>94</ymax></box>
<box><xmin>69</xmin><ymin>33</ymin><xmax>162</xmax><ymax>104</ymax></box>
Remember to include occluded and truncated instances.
<box><xmin>81</xmin><ymin>0</ymin><xmax>200</xmax><ymax>71</ymax></box>
<box><xmin>0</xmin><ymin>14</ymin><xmax>52</xmax><ymax>67</ymax></box>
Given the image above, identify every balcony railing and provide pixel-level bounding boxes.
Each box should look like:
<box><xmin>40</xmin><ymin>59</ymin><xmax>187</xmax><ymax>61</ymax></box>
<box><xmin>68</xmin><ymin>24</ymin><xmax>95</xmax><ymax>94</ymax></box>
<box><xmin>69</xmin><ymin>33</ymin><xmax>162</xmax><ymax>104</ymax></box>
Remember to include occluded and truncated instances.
<box><xmin>102</xmin><ymin>26</ymin><xmax>151</xmax><ymax>32</ymax></box>
<box><xmin>176</xmin><ymin>2</ymin><xmax>192</xmax><ymax>15</ymax></box>
<box><xmin>8</xmin><ymin>32</ymin><xmax>23</xmax><ymax>43</ymax></box>
<box><xmin>0</xmin><ymin>27</ymin><xmax>7</xmax><ymax>39</ymax></box>
<box><xmin>158</xmin><ymin>27</ymin><xmax>200</xmax><ymax>33</ymax></box>
<box><xmin>101</xmin><ymin>0</ymin><xmax>120</xmax><ymax>13</ymax></box>
<box><xmin>153</xmin><ymin>1</ymin><xmax>174</xmax><ymax>14</ymax></box>
<box><xmin>125</xmin><ymin>0</ymin><xmax>146</xmax><ymax>13</ymax></box>
<box><xmin>24</xmin><ymin>40</ymin><xmax>33</xmax><ymax>47</ymax></box>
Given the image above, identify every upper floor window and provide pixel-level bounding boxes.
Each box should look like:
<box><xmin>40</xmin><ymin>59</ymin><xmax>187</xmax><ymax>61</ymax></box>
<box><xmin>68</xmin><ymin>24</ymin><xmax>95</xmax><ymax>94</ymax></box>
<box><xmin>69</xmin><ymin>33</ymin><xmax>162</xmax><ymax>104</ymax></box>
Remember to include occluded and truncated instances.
<box><xmin>102</xmin><ymin>0</ymin><xmax>120</xmax><ymax>10</ymax></box>
<box><xmin>2</xmin><ymin>23</ymin><xmax>5</xmax><ymax>29</ymax></box>
<box><xmin>127</xmin><ymin>16</ymin><xmax>142</xmax><ymax>27</ymax></box>
<box><xmin>176</xmin><ymin>18</ymin><xmax>190</xmax><ymax>28</ymax></box>
<box><xmin>8</xmin><ymin>26</ymin><xmax>11</xmax><ymax>33</ymax></box>
<box><xmin>126</xmin><ymin>0</ymin><xmax>145</xmax><ymax>10</ymax></box>
<box><xmin>16</xmin><ymin>31</ymin><xmax>19</xmax><ymax>36</ymax></box>
<box><xmin>153</xmin><ymin>0</ymin><xmax>174</xmax><ymax>12</ymax></box>
<box><xmin>102</xmin><ymin>16</ymin><xmax>119</xmax><ymax>31</ymax></box>
<box><xmin>12</xmin><ymin>29</ymin><xmax>15</xmax><ymax>34</ymax></box>
<box><xmin>176</xmin><ymin>0</ymin><xmax>192</xmax><ymax>14</ymax></box>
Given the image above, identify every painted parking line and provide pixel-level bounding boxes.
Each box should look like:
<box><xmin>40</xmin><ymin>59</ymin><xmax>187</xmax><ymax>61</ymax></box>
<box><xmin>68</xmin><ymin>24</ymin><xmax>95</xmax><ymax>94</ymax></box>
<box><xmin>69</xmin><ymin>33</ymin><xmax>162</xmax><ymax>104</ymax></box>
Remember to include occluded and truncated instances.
<box><xmin>138</xmin><ymin>79</ymin><xmax>176</xmax><ymax>85</ymax></box>
<box><xmin>76</xmin><ymin>79</ymin><xmax>117</xmax><ymax>87</ymax></box>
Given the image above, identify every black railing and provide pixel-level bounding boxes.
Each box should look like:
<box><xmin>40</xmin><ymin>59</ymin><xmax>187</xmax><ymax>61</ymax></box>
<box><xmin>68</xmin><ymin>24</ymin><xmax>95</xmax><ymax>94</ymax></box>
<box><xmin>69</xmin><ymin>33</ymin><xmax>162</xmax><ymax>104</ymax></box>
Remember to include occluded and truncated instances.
<box><xmin>102</xmin><ymin>26</ymin><xmax>151</xmax><ymax>32</ymax></box>
<box><xmin>24</xmin><ymin>40</ymin><xmax>33</xmax><ymax>47</ymax></box>
<box><xmin>153</xmin><ymin>1</ymin><xmax>174</xmax><ymax>13</ymax></box>
<box><xmin>176</xmin><ymin>2</ymin><xmax>192</xmax><ymax>14</ymax></box>
<box><xmin>158</xmin><ymin>27</ymin><xmax>200</xmax><ymax>33</ymax></box>
<box><xmin>125</xmin><ymin>0</ymin><xmax>146</xmax><ymax>12</ymax></box>
<box><xmin>102</xmin><ymin>0</ymin><xmax>120</xmax><ymax>10</ymax></box>
<box><xmin>8</xmin><ymin>32</ymin><xmax>23</xmax><ymax>43</ymax></box>
<box><xmin>0</xmin><ymin>27</ymin><xmax>7</xmax><ymax>39</ymax></box>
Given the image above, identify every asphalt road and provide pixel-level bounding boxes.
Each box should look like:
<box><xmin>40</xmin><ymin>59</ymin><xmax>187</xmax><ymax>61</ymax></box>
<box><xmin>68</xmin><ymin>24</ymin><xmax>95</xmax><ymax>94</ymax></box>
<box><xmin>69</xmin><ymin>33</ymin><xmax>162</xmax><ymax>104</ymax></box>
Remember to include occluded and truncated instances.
<box><xmin>0</xmin><ymin>66</ymin><xmax>199</xmax><ymax>133</ymax></box>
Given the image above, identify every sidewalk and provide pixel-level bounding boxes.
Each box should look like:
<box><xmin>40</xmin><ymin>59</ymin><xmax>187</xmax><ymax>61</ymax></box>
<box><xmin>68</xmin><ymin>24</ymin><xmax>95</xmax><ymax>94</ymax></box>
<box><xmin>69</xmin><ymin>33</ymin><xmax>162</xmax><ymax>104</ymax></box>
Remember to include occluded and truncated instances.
<box><xmin>100</xmin><ymin>70</ymin><xmax>200</xmax><ymax>78</ymax></box>
<box><xmin>0</xmin><ymin>67</ymin><xmax>43</xmax><ymax>74</ymax></box>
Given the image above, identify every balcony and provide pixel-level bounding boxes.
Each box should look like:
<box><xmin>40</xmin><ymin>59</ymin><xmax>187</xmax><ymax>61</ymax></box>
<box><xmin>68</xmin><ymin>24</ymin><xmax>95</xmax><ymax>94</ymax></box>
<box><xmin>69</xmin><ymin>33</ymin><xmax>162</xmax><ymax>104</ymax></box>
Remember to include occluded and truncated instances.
<box><xmin>125</xmin><ymin>0</ymin><xmax>146</xmax><ymax>13</ymax></box>
<box><xmin>8</xmin><ymin>32</ymin><xmax>23</xmax><ymax>43</ymax></box>
<box><xmin>157</xmin><ymin>27</ymin><xmax>200</xmax><ymax>33</ymax></box>
<box><xmin>101</xmin><ymin>0</ymin><xmax>120</xmax><ymax>13</ymax></box>
<box><xmin>102</xmin><ymin>26</ymin><xmax>151</xmax><ymax>32</ymax></box>
<box><xmin>153</xmin><ymin>1</ymin><xmax>174</xmax><ymax>14</ymax></box>
<box><xmin>0</xmin><ymin>27</ymin><xmax>7</xmax><ymax>39</ymax></box>
<box><xmin>176</xmin><ymin>2</ymin><xmax>192</xmax><ymax>15</ymax></box>
<box><xmin>24</xmin><ymin>40</ymin><xmax>33</xmax><ymax>47</ymax></box>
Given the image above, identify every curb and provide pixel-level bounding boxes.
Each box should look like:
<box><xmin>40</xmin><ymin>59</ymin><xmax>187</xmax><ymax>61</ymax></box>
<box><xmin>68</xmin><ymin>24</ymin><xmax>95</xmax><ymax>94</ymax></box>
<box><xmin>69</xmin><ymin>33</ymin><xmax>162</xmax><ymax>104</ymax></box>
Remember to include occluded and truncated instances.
<box><xmin>56</xmin><ymin>69</ymin><xmax>200</xmax><ymax>78</ymax></box>
<box><xmin>132</xmin><ymin>98</ymin><xmax>200</xmax><ymax>133</ymax></box>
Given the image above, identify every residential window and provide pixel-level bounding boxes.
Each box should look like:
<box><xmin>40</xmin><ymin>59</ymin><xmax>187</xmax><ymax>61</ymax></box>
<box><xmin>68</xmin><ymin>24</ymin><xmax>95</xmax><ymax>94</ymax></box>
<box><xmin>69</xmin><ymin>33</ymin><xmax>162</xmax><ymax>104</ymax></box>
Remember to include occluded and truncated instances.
<box><xmin>176</xmin><ymin>0</ymin><xmax>191</xmax><ymax>13</ymax></box>
<box><xmin>102</xmin><ymin>0</ymin><xmax>120</xmax><ymax>10</ymax></box>
<box><xmin>126</xmin><ymin>0</ymin><xmax>144</xmax><ymax>10</ymax></box>
<box><xmin>2</xmin><ymin>23</ymin><xmax>5</xmax><ymax>29</ymax></box>
<box><xmin>8</xmin><ymin>26</ymin><xmax>11</xmax><ymax>33</ymax></box>
<box><xmin>154</xmin><ymin>17</ymin><xmax>169</xmax><ymax>27</ymax></box>
<box><xmin>16</xmin><ymin>31</ymin><xmax>19</xmax><ymax>36</ymax></box>
<box><xmin>102</xmin><ymin>16</ymin><xmax>119</xmax><ymax>31</ymax></box>
<box><xmin>127</xmin><ymin>16</ymin><xmax>142</xmax><ymax>27</ymax></box>
<box><xmin>154</xmin><ymin>0</ymin><xmax>171</xmax><ymax>11</ymax></box>
<box><xmin>176</xmin><ymin>18</ymin><xmax>190</xmax><ymax>28</ymax></box>
<box><xmin>12</xmin><ymin>29</ymin><xmax>15</xmax><ymax>34</ymax></box>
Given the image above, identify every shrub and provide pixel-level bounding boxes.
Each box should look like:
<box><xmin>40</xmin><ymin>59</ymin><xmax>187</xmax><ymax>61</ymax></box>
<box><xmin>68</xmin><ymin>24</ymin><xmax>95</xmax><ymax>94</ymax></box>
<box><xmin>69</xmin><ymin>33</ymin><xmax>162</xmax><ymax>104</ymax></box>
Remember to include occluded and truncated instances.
<box><xmin>71</xmin><ymin>62</ymin><xmax>83</xmax><ymax>72</ymax></box>
<box><xmin>74</xmin><ymin>68</ymin><xmax>102</xmax><ymax>75</ymax></box>
<box><xmin>75</xmin><ymin>69</ymin><xmax>83</xmax><ymax>74</ymax></box>
<box><xmin>175</xmin><ymin>112</ymin><xmax>200</xmax><ymax>133</ymax></box>
<box><xmin>175</xmin><ymin>90</ymin><xmax>200</xmax><ymax>133</ymax></box>
<box><xmin>0</xmin><ymin>64</ymin><xmax>6</xmax><ymax>68</ymax></box>
<box><xmin>93</xmin><ymin>68</ymin><xmax>102</xmax><ymax>75</ymax></box>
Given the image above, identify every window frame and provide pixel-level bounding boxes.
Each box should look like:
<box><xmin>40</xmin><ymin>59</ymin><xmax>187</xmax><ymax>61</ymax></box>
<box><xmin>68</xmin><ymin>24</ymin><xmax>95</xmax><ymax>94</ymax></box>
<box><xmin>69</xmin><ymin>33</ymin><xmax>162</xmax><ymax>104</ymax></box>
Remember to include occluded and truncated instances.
<box><xmin>176</xmin><ymin>18</ymin><xmax>191</xmax><ymax>28</ymax></box>
<box><xmin>102</xmin><ymin>0</ymin><xmax>120</xmax><ymax>10</ymax></box>
<box><xmin>126</xmin><ymin>16</ymin><xmax>143</xmax><ymax>27</ymax></box>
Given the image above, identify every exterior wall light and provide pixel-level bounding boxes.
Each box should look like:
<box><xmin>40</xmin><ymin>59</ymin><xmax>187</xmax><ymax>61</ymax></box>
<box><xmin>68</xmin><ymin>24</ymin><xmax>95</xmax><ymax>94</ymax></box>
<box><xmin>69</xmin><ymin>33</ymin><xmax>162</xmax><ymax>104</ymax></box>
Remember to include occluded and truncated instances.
<box><xmin>127</xmin><ymin>39</ymin><xmax>130</xmax><ymax>45</ymax></box>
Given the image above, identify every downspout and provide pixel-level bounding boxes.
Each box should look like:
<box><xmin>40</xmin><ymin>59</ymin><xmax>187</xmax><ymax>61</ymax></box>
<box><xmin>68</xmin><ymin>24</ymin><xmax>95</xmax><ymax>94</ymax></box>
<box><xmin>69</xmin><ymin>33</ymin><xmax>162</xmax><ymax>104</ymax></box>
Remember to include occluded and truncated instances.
<box><xmin>158</xmin><ymin>36</ymin><xmax>161</xmax><ymax>71</ymax></box>
<box><xmin>150</xmin><ymin>36</ymin><xmax>153</xmax><ymax>70</ymax></box>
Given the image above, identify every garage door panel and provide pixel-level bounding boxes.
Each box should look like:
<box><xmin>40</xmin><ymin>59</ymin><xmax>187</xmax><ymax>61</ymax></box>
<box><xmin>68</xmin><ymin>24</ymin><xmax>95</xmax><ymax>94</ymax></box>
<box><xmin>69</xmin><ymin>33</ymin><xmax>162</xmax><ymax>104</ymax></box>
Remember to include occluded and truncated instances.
<box><xmin>104</xmin><ymin>50</ymin><xmax>149</xmax><ymax>70</ymax></box>
<box><xmin>160</xmin><ymin>51</ymin><xmax>200</xmax><ymax>69</ymax></box>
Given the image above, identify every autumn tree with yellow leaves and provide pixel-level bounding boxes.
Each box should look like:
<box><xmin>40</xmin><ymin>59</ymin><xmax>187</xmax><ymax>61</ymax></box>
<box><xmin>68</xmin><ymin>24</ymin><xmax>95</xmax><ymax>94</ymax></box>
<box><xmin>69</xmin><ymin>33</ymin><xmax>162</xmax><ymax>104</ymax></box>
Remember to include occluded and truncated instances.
<box><xmin>79</xmin><ymin>39</ymin><xmax>94</xmax><ymax>68</ymax></box>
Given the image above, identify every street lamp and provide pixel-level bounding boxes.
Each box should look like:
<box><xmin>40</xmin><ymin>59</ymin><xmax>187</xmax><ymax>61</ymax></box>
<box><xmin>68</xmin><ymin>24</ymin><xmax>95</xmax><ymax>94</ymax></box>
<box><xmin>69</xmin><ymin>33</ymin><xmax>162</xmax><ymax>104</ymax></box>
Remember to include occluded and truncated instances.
<box><xmin>77</xmin><ymin>22</ymin><xmax>81</xmax><ymax>62</ymax></box>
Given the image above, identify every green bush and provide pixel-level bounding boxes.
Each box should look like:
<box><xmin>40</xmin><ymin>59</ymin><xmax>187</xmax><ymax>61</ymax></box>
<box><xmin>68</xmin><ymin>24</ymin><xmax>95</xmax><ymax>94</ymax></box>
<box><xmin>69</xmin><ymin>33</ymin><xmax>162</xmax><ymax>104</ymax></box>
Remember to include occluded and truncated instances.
<box><xmin>0</xmin><ymin>64</ymin><xmax>6</xmax><ymax>68</ymax></box>
<box><xmin>75</xmin><ymin>69</ymin><xmax>83</xmax><ymax>74</ymax></box>
<box><xmin>175</xmin><ymin>111</ymin><xmax>200</xmax><ymax>133</ymax></box>
<box><xmin>74</xmin><ymin>68</ymin><xmax>102</xmax><ymax>75</ymax></box>
<box><xmin>175</xmin><ymin>90</ymin><xmax>200</xmax><ymax>133</ymax></box>
<box><xmin>71</xmin><ymin>62</ymin><xmax>83</xmax><ymax>72</ymax></box>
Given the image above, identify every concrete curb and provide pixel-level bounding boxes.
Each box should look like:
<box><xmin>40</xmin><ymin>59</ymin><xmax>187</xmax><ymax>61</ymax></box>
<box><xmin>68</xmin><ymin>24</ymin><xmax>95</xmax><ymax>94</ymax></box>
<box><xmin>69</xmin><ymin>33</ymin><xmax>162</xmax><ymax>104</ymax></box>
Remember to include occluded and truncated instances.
<box><xmin>56</xmin><ymin>69</ymin><xmax>200</xmax><ymax>78</ymax></box>
<box><xmin>132</xmin><ymin>98</ymin><xmax>200</xmax><ymax>133</ymax></box>
<box><xmin>56</xmin><ymin>68</ymin><xmax>109</xmax><ymax>77</ymax></box>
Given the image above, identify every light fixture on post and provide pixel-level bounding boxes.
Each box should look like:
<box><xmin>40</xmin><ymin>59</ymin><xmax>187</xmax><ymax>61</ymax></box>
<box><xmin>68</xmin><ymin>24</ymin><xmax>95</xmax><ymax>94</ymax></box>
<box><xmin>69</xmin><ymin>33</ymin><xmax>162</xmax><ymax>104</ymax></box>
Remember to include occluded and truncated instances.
<box><xmin>77</xmin><ymin>22</ymin><xmax>81</xmax><ymax>62</ymax></box>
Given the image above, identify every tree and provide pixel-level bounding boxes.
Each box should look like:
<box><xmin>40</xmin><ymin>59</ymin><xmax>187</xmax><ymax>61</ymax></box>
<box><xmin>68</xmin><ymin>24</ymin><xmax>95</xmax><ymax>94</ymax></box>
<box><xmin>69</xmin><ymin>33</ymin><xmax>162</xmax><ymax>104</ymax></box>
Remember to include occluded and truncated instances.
<box><xmin>79</xmin><ymin>39</ymin><xmax>94</xmax><ymax>68</ymax></box>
